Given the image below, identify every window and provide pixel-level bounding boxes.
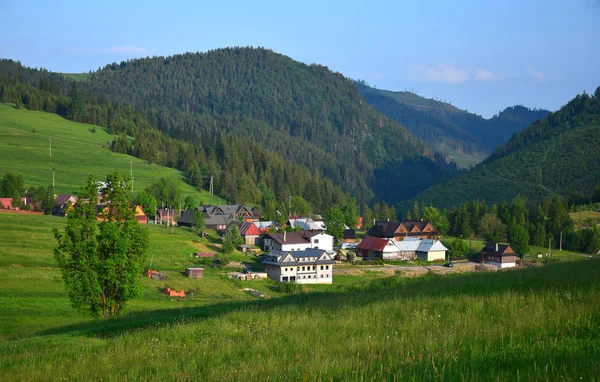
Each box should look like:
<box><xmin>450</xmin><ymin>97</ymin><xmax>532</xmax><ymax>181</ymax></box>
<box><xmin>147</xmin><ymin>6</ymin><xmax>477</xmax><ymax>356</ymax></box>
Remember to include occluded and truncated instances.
<box><xmin>283</xmin><ymin>276</ymin><xmax>288</xmax><ymax>282</ymax></box>
<box><xmin>302</xmin><ymin>266</ymin><xmax>305</xmax><ymax>271</ymax></box>
<box><xmin>326</xmin><ymin>265</ymin><xmax>329</xmax><ymax>270</ymax></box>
<box><xmin>314</xmin><ymin>239</ymin><xmax>319</xmax><ymax>244</ymax></box>
<box><xmin>320</xmin><ymin>266</ymin><xmax>323</xmax><ymax>270</ymax></box>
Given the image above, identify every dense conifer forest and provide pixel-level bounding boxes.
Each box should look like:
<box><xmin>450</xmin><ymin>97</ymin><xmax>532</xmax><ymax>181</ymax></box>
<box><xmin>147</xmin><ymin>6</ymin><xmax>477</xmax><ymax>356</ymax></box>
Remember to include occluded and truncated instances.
<box><xmin>407</xmin><ymin>87</ymin><xmax>600</xmax><ymax>208</ymax></box>
<box><xmin>0</xmin><ymin>48</ymin><xmax>460</xmax><ymax>212</ymax></box>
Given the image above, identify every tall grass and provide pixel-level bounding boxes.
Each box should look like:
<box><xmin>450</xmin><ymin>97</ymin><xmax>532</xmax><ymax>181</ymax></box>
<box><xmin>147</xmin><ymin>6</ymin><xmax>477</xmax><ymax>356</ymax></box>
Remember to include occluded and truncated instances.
<box><xmin>1</xmin><ymin>214</ymin><xmax>599</xmax><ymax>380</ymax></box>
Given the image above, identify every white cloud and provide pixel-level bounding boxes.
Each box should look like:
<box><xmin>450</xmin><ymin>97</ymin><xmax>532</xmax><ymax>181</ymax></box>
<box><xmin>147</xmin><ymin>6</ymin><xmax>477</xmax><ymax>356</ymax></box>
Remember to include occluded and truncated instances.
<box><xmin>475</xmin><ymin>69</ymin><xmax>496</xmax><ymax>82</ymax></box>
<box><xmin>64</xmin><ymin>46</ymin><xmax>148</xmax><ymax>56</ymax></box>
<box><xmin>409</xmin><ymin>63</ymin><xmax>469</xmax><ymax>83</ymax></box>
<box><xmin>527</xmin><ymin>68</ymin><xmax>546</xmax><ymax>83</ymax></box>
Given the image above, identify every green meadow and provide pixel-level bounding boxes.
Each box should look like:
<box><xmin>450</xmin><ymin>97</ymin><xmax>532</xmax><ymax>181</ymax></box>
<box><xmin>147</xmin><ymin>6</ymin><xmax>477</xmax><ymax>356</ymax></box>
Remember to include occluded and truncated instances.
<box><xmin>1</xmin><ymin>213</ymin><xmax>599</xmax><ymax>380</ymax></box>
<box><xmin>0</xmin><ymin>103</ymin><xmax>219</xmax><ymax>204</ymax></box>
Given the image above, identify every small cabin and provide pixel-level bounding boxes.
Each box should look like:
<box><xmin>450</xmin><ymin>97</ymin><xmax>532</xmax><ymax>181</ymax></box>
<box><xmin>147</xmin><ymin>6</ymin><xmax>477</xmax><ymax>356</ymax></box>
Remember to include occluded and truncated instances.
<box><xmin>185</xmin><ymin>268</ymin><xmax>205</xmax><ymax>278</ymax></box>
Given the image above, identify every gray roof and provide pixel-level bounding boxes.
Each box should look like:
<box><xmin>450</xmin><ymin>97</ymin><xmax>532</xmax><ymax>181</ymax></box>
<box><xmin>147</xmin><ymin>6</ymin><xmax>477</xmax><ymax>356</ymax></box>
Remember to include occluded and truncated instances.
<box><xmin>416</xmin><ymin>239</ymin><xmax>448</xmax><ymax>252</ymax></box>
<box><xmin>263</xmin><ymin>249</ymin><xmax>335</xmax><ymax>266</ymax></box>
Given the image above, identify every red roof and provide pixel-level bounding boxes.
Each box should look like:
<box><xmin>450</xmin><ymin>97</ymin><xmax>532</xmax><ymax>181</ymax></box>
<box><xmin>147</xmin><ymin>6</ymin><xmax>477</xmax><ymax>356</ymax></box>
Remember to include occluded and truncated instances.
<box><xmin>239</xmin><ymin>221</ymin><xmax>261</xmax><ymax>236</ymax></box>
<box><xmin>357</xmin><ymin>236</ymin><xmax>389</xmax><ymax>252</ymax></box>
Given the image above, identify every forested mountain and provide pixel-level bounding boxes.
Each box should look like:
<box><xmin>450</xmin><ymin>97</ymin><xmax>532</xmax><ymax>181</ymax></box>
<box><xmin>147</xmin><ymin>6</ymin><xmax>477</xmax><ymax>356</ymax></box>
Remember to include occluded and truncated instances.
<box><xmin>357</xmin><ymin>82</ymin><xmax>550</xmax><ymax>167</ymax></box>
<box><xmin>0</xmin><ymin>48</ymin><xmax>459</xmax><ymax>211</ymax></box>
<box><xmin>406</xmin><ymin>88</ymin><xmax>600</xmax><ymax>208</ymax></box>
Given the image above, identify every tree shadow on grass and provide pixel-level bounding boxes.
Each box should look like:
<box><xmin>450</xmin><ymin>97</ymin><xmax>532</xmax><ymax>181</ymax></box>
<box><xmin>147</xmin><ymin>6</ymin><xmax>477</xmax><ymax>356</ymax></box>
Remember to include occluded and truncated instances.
<box><xmin>34</xmin><ymin>259</ymin><xmax>600</xmax><ymax>339</ymax></box>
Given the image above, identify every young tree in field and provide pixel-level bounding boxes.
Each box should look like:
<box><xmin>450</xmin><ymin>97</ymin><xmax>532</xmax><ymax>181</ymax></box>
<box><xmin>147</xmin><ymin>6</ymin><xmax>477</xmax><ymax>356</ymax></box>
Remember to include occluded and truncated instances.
<box><xmin>341</xmin><ymin>197</ymin><xmax>359</xmax><ymax>229</ymax></box>
<box><xmin>450</xmin><ymin>239</ymin><xmax>469</xmax><ymax>258</ymax></box>
<box><xmin>422</xmin><ymin>206</ymin><xmax>450</xmax><ymax>235</ymax></box>
<box><xmin>133</xmin><ymin>190</ymin><xmax>157</xmax><ymax>219</ymax></box>
<box><xmin>145</xmin><ymin>178</ymin><xmax>181</xmax><ymax>208</ymax></box>
<box><xmin>184</xmin><ymin>196</ymin><xmax>196</xmax><ymax>210</ymax></box>
<box><xmin>361</xmin><ymin>204</ymin><xmax>373</xmax><ymax>232</ymax></box>
<box><xmin>0</xmin><ymin>172</ymin><xmax>25</xmax><ymax>206</ymax></box>
<box><xmin>509</xmin><ymin>225</ymin><xmax>530</xmax><ymax>258</ymax></box>
<box><xmin>222</xmin><ymin>225</ymin><xmax>243</xmax><ymax>253</ymax></box>
<box><xmin>291</xmin><ymin>195</ymin><xmax>311</xmax><ymax>217</ymax></box>
<box><xmin>324</xmin><ymin>206</ymin><xmax>346</xmax><ymax>242</ymax></box>
<box><xmin>192</xmin><ymin>209</ymin><xmax>205</xmax><ymax>234</ymax></box>
<box><xmin>54</xmin><ymin>173</ymin><xmax>149</xmax><ymax>318</ymax></box>
<box><xmin>478</xmin><ymin>213</ymin><xmax>507</xmax><ymax>244</ymax></box>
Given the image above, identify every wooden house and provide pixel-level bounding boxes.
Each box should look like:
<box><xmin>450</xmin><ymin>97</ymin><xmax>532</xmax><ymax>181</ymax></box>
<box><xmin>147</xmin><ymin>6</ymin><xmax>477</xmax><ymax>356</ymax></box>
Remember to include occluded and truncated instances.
<box><xmin>478</xmin><ymin>244</ymin><xmax>518</xmax><ymax>268</ymax></box>
<box><xmin>367</xmin><ymin>220</ymin><xmax>439</xmax><ymax>241</ymax></box>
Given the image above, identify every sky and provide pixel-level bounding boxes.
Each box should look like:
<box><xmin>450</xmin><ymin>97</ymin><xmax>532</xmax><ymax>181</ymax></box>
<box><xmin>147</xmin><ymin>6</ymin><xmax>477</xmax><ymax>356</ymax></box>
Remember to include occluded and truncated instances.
<box><xmin>2</xmin><ymin>0</ymin><xmax>599</xmax><ymax>118</ymax></box>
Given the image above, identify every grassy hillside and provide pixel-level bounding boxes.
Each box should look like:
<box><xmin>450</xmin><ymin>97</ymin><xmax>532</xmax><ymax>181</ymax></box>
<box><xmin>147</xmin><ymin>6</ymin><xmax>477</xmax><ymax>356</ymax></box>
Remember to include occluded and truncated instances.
<box><xmin>410</xmin><ymin>89</ymin><xmax>600</xmax><ymax>207</ymax></box>
<box><xmin>0</xmin><ymin>103</ymin><xmax>220</xmax><ymax>203</ymax></box>
<box><xmin>1</xmin><ymin>213</ymin><xmax>599</xmax><ymax>380</ymax></box>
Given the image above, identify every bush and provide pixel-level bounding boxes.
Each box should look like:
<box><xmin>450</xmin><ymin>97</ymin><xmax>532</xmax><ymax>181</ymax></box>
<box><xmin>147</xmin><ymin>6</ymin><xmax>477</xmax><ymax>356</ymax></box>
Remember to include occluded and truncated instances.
<box><xmin>279</xmin><ymin>282</ymin><xmax>304</xmax><ymax>294</ymax></box>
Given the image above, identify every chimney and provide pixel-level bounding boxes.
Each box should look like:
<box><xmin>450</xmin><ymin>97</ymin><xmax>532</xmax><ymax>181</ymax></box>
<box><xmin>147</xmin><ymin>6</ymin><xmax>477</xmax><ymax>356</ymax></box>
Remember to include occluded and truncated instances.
<box><xmin>284</xmin><ymin>231</ymin><xmax>287</xmax><ymax>242</ymax></box>
<box><xmin>495</xmin><ymin>243</ymin><xmax>498</xmax><ymax>252</ymax></box>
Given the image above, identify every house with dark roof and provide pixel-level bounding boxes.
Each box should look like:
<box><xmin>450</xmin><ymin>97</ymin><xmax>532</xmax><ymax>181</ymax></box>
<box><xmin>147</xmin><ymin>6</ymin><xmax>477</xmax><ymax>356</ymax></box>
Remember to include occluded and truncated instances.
<box><xmin>367</xmin><ymin>220</ymin><xmax>439</xmax><ymax>241</ymax></box>
<box><xmin>179</xmin><ymin>204</ymin><xmax>260</xmax><ymax>231</ymax></box>
<box><xmin>478</xmin><ymin>243</ymin><xmax>518</xmax><ymax>268</ymax></box>
<box><xmin>342</xmin><ymin>229</ymin><xmax>357</xmax><ymax>243</ymax></box>
<box><xmin>263</xmin><ymin>231</ymin><xmax>334</xmax><ymax>252</ymax></box>
<box><xmin>356</xmin><ymin>236</ymin><xmax>403</xmax><ymax>260</ymax></box>
<box><xmin>263</xmin><ymin>249</ymin><xmax>335</xmax><ymax>284</ymax></box>
<box><xmin>52</xmin><ymin>194</ymin><xmax>77</xmax><ymax>216</ymax></box>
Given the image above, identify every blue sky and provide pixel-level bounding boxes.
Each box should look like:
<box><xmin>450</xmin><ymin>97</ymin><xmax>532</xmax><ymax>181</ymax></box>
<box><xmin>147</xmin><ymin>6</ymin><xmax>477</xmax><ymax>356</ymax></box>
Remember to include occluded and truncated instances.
<box><xmin>2</xmin><ymin>0</ymin><xmax>599</xmax><ymax>117</ymax></box>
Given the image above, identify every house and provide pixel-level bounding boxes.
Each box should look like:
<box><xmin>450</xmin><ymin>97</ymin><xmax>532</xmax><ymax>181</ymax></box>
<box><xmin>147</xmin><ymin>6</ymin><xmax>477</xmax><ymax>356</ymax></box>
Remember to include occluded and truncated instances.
<box><xmin>415</xmin><ymin>239</ymin><xmax>448</xmax><ymax>261</ymax></box>
<box><xmin>53</xmin><ymin>194</ymin><xmax>77</xmax><ymax>216</ymax></box>
<box><xmin>156</xmin><ymin>208</ymin><xmax>177</xmax><ymax>226</ymax></box>
<box><xmin>301</xmin><ymin>231</ymin><xmax>334</xmax><ymax>252</ymax></box>
<box><xmin>478</xmin><ymin>243</ymin><xmax>518</xmax><ymax>268</ymax></box>
<box><xmin>357</xmin><ymin>236</ymin><xmax>447</xmax><ymax>261</ymax></box>
<box><xmin>227</xmin><ymin>221</ymin><xmax>262</xmax><ymax>245</ymax></box>
<box><xmin>263</xmin><ymin>249</ymin><xmax>335</xmax><ymax>284</ymax></box>
<box><xmin>342</xmin><ymin>229</ymin><xmax>357</xmax><ymax>243</ymax></box>
<box><xmin>0</xmin><ymin>197</ymin><xmax>33</xmax><ymax>211</ymax></box>
<box><xmin>367</xmin><ymin>220</ymin><xmax>439</xmax><ymax>241</ymax></box>
<box><xmin>262</xmin><ymin>231</ymin><xmax>335</xmax><ymax>252</ymax></box>
<box><xmin>134</xmin><ymin>205</ymin><xmax>148</xmax><ymax>224</ymax></box>
<box><xmin>356</xmin><ymin>237</ymin><xmax>402</xmax><ymax>260</ymax></box>
<box><xmin>394</xmin><ymin>237</ymin><xmax>421</xmax><ymax>260</ymax></box>
<box><xmin>263</xmin><ymin>232</ymin><xmax>312</xmax><ymax>252</ymax></box>
<box><xmin>179</xmin><ymin>205</ymin><xmax>260</xmax><ymax>230</ymax></box>
<box><xmin>287</xmin><ymin>217</ymin><xmax>323</xmax><ymax>231</ymax></box>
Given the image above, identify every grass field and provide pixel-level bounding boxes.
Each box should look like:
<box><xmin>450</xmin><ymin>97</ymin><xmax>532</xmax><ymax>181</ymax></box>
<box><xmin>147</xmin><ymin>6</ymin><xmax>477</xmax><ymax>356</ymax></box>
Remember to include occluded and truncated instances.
<box><xmin>569</xmin><ymin>210</ymin><xmax>600</xmax><ymax>229</ymax></box>
<box><xmin>0</xmin><ymin>103</ymin><xmax>220</xmax><ymax>204</ymax></box>
<box><xmin>1</xmin><ymin>214</ymin><xmax>599</xmax><ymax>380</ymax></box>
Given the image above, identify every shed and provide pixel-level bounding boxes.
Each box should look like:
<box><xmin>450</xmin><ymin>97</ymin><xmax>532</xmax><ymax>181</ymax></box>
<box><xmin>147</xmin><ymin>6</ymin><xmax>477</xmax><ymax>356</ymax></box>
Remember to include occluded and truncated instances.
<box><xmin>185</xmin><ymin>267</ymin><xmax>205</xmax><ymax>278</ymax></box>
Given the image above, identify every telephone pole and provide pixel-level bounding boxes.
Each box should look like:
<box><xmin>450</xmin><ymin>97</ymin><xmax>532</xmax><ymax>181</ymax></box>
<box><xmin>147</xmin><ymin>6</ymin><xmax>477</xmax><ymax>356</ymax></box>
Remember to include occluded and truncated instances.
<box><xmin>52</xmin><ymin>168</ymin><xmax>55</xmax><ymax>188</ymax></box>
<box><xmin>49</xmin><ymin>139</ymin><xmax>52</xmax><ymax>158</ymax></box>
<box><xmin>130</xmin><ymin>162</ymin><xmax>134</xmax><ymax>193</ymax></box>
<box><xmin>559</xmin><ymin>231</ymin><xmax>563</xmax><ymax>251</ymax></box>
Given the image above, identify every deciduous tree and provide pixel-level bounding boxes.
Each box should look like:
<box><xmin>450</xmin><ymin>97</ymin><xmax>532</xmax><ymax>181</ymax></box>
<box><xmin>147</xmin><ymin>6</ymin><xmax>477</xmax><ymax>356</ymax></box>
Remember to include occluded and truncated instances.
<box><xmin>54</xmin><ymin>173</ymin><xmax>149</xmax><ymax>318</ymax></box>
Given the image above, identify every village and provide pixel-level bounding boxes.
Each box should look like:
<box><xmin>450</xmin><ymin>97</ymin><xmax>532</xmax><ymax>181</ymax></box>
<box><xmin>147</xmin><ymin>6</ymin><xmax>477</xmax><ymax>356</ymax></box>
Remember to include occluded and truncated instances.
<box><xmin>0</xmin><ymin>193</ymin><xmax>522</xmax><ymax>299</ymax></box>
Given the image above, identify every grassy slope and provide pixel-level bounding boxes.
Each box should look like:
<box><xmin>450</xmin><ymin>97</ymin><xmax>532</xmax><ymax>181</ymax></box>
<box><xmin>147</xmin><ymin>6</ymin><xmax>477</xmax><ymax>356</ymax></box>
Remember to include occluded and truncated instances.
<box><xmin>1</xmin><ymin>214</ymin><xmax>599</xmax><ymax>380</ymax></box>
<box><xmin>0</xmin><ymin>103</ymin><xmax>220</xmax><ymax>203</ymax></box>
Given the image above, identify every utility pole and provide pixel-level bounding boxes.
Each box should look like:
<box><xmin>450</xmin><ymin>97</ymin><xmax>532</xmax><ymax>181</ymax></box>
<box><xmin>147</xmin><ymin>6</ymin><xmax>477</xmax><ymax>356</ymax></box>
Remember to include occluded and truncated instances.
<box><xmin>209</xmin><ymin>176</ymin><xmax>214</xmax><ymax>196</ymax></box>
<box><xmin>130</xmin><ymin>162</ymin><xmax>134</xmax><ymax>193</ymax></box>
<box><xmin>52</xmin><ymin>168</ymin><xmax>55</xmax><ymax>188</ymax></box>
<box><xmin>560</xmin><ymin>231</ymin><xmax>563</xmax><ymax>251</ymax></box>
<box><xmin>49</xmin><ymin>139</ymin><xmax>52</xmax><ymax>158</ymax></box>
<box><xmin>548</xmin><ymin>237</ymin><xmax>552</xmax><ymax>258</ymax></box>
